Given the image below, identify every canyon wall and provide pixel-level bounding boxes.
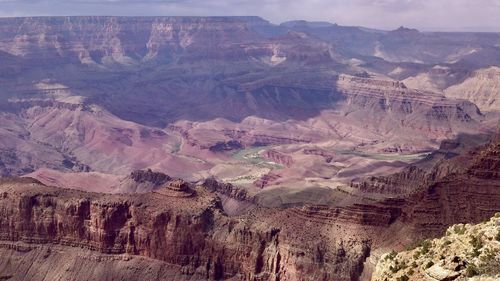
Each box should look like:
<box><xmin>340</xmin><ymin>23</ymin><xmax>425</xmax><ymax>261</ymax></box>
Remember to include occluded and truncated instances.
<box><xmin>0</xmin><ymin>178</ymin><xmax>371</xmax><ymax>281</ymax></box>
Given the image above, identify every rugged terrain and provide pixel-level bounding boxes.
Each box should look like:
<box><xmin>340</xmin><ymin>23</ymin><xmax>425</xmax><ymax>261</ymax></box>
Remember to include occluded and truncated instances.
<box><xmin>0</xmin><ymin>16</ymin><xmax>499</xmax><ymax>280</ymax></box>
<box><xmin>372</xmin><ymin>214</ymin><xmax>500</xmax><ymax>281</ymax></box>
<box><xmin>0</xmin><ymin>130</ymin><xmax>500</xmax><ymax>280</ymax></box>
<box><xmin>0</xmin><ymin>17</ymin><xmax>498</xmax><ymax>190</ymax></box>
<box><xmin>0</xmin><ymin>177</ymin><xmax>376</xmax><ymax>281</ymax></box>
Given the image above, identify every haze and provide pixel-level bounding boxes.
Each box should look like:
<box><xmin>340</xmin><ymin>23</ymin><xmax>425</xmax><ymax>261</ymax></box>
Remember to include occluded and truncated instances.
<box><xmin>0</xmin><ymin>0</ymin><xmax>499</xmax><ymax>32</ymax></box>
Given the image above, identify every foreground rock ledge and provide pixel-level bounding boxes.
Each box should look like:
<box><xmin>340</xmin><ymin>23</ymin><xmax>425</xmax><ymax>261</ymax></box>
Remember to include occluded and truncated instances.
<box><xmin>0</xmin><ymin>177</ymin><xmax>371</xmax><ymax>281</ymax></box>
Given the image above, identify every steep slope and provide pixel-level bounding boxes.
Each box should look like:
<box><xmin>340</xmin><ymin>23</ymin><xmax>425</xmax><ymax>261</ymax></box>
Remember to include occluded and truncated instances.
<box><xmin>348</xmin><ymin>128</ymin><xmax>500</xmax><ymax>238</ymax></box>
<box><xmin>0</xmin><ymin>16</ymin><xmax>497</xmax><ymax>207</ymax></box>
<box><xmin>0</xmin><ymin>177</ymin><xmax>373</xmax><ymax>281</ymax></box>
<box><xmin>445</xmin><ymin>66</ymin><xmax>500</xmax><ymax>112</ymax></box>
<box><xmin>402</xmin><ymin>65</ymin><xmax>470</xmax><ymax>92</ymax></box>
<box><xmin>0</xmin><ymin>130</ymin><xmax>499</xmax><ymax>281</ymax></box>
<box><xmin>0</xmin><ymin>112</ymin><xmax>85</xmax><ymax>176</ymax></box>
<box><xmin>3</xmin><ymin>71</ymin><xmax>490</xmax><ymax>194</ymax></box>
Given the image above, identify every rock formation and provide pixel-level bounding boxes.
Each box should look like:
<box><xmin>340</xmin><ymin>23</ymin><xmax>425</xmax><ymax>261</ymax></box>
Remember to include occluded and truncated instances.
<box><xmin>445</xmin><ymin>67</ymin><xmax>500</xmax><ymax>112</ymax></box>
<box><xmin>372</xmin><ymin>214</ymin><xmax>500</xmax><ymax>281</ymax></box>
<box><xmin>0</xmin><ymin>16</ymin><xmax>499</xmax><ymax>281</ymax></box>
<box><xmin>0</xmin><ymin>130</ymin><xmax>499</xmax><ymax>280</ymax></box>
<box><xmin>0</xmin><ymin>177</ymin><xmax>372</xmax><ymax>281</ymax></box>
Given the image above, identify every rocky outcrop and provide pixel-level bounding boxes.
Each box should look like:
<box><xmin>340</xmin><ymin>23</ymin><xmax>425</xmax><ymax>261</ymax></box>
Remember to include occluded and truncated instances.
<box><xmin>288</xmin><ymin>202</ymin><xmax>404</xmax><ymax>227</ymax></box>
<box><xmin>262</xmin><ymin>149</ymin><xmax>294</xmax><ymax>167</ymax></box>
<box><xmin>202</xmin><ymin>177</ymin><xmax>249</xmax><ymax>201</ymax></box>
<box><xmin>303</xmin><ymin>148</ymin><xmax>335</xmax><ymax>163</ymax></box>
<box><xmin>351</xmin><ymin>131</ymin><xmax>500</xmax><ymax>242</ymax></box>
<box><xmin>1</xmin><ymin>131</ymin><xmax>500</xmax><ymax>280</ymax></box>
<box><xmin>209</xmin><ymin>140</ymin><xmax>243</xmax><ymax>152</ymax></box>
<box><xmin>351</xmin><ymin>133</ymin><xmax>494</xmax><ymax>195</ymax></box>
<box><xmin>0</xmin><ymin>177</ymin><xmax>372</xmax><ymax>281</ymax></box>
<box><xmin>336</xmin><ymin>75</ymin><xmax>484</xmax><ymax>137</ymax></box>
<box><xmin>445</xmin><ymin>67</ymin><xmax>500</xmax><ymax>112</ymax></box>
<box><xmin>253</xmin><ymin>172</ymin><xmax>282</xmax><ymax>188</ymax></box>
<box><xmin>372</xmin><ymin>214</ymin><xmax>500</xmax><ymax>281</ymax></box>
<box><xmin>156</xmin><ymin>179</ymin><xmax>194</xmax><ymax>197</ymax></box>
<box><xmin>129</xmin><ymin>169</ymin><xmax>171</xmax><ymax>185</ymax></box>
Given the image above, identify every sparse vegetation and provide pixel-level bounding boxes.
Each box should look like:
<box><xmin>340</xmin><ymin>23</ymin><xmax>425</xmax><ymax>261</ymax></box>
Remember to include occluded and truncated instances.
<box><xmin>454</xmin><ymin>225</ymin><xmax>466</xmax><ymax>235</ymax></box>
<box><xmin>470</xmin><ymin>234</ymin><xmax>484</xmax><ymax>257</ymax></box>
<box><xmin>470</xmin><ymin>233</ymin><xmax>484</xmax><ymax>249</ymax></box>
<box><xmin>385</xmin><ymin>250</ymin><xmax>397</xmax><ymax>261</ymax></box>
<box><xmin>375</xmin><ymin>215</ymin><xmax>500</xmax><ymax>281</ymax></box>
<box><xmin>466</xmin><ymin>263</ymin><xmax>479</xmax><ymax>277</ymax></box>
<box><xmin>478</xmin><ymin>248</ymin><xmax>500</xmax><ymax>275</ymax></box>
<box><xmin>420</xmin><ymin>240</ymin><xmax>432</xmax><ymax>255</ymax></box>
<box><xmin>388</xmin><ymin>259</ymin><xmax>408</xmax><ymax>274</ymax></box>
<box><xmin>413</xmin><ymin>250</ymin><xmax>421</xmax><ymax>259</ymax></box>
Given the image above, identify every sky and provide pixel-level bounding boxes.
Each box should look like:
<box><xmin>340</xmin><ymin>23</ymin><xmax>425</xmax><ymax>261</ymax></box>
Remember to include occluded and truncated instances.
<box><xmin>0</xmin><ymin>0</ymin><xmax>499</xmax><ymax>32</ymax></box>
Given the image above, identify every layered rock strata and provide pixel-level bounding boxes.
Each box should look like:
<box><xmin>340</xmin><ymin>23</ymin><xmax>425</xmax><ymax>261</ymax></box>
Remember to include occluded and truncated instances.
<box><xmin>0</xmin><ymin>177</ymin><xmax>371</xmax><ymax>281</ymax></box>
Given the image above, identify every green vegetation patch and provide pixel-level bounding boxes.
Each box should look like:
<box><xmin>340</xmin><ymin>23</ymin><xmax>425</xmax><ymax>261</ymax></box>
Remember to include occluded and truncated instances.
<box><xmin>232</xmin><ymin>147</ymin><xmax>284</xmax><ymax>169</ymax></box>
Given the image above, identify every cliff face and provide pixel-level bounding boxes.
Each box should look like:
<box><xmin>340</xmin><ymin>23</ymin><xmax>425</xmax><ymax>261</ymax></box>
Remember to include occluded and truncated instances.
<box><xmin>0</xmin><ymin>16</ymin><xmax>495</xmax><ymax>183</ymax></box>
<box><xmin>336</xmin><ymin>75</ymin><xmax>484</xmax><ymax>139</ymax></box>
<box><xmin>0</xmin><ymin>16</ymin><xmax>337</xmax><ymax>66</ymax></box>
<box><xmin>445</xmin><ymin>67</ymin><xmax>500</xmax><ymax>112</ymax></box>
<box><xmin>353</xmin><ymin>131</ymin><xmax>500</xmax><ymax>238</ymax></box>
<box><xmin>0</xmin><ymin>131</ymin><xmax>499</xmax><ymax>281</ymax></box>
<box><xmin>0</xmin><ymin>178</ymin><xmax>371</xmax><ymax>281</ymax></box>
<box><xmin>403</xmin><ymin>135</ymin><xmax>500</xmax><ymax>235</ymax></box>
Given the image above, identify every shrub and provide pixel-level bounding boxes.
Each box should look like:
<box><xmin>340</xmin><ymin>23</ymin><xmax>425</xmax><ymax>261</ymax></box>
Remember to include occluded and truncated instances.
<box><xmin>408</xmin><ymin>268</ymin><xmax>414</xmax><ymax>276</ymax></box>
<box><xmin>466</xmin><ymin>263</ymin><xmax>479</xmax><ymax>277</ymax></box>
<box><xmin>420</xmin><ymin>240</ymin><xmax>432</xmax><ymax>255</ymax></box>
<box><xmin>389</xmin><ymin>260</ymin><xmax>408</xmax><ymax>274</ymax></box>
<box><xmin>385</xmin><ymin>250</ymin><xmax>397</xmax><ymax>261</ymax></box>
<box><xmin>389</xmin><ymin>265</ymin><xmax>399</xmax><ymax>274</ymax></box>
<box><xmin>470</xmin><ymin>234</ymin><xmax>484</xmax><ymax>249</ymax></box>
<box><xmin>478</xmin><ymin>249</ymin><xmax>500</xmax><ymax>275</ymax></box>
<box><xmin>470</xmin><ymin>234</ymin><xmax>484</xmax><ymax>257</ymax></box>
<box><xmin>471</xmin><ymin>248</ymin><xmax>481</xmax><ymax>257</ymax></box>
<box><xmin>413</xmin><ymin>251</ymin><xmax>421</xmax><ymax>259</ymax></box>
<box><xmin>407</xmin><ymin>239</ymin><xmax>432</xmax><ymax>254</ymax></box>
<box><xmin>454</xmin><ymin>225</ymin><xmax>466</xmax><ymax>235</ymax></box>
<box><xmin>496</xmin><ymin>230</ymin><xmax>500</xmax><ymax>242</ymax></box>
<box><xmin>425</xmin><ymin>261</ymin><xmax>434</xmax><ymax>269</ymax></box>
<box><xmin>400</xmin><ymin>261</ymin><xmax>408</xmax><ymax>270</ymax></box>
<box><xmin>442</xmin><ymin>240</ymin><xmax>452</xmax><ymax>247</ymax></box>
<box><xmin>406</xmin><ymin>240</ymin><xmax>422</xmax><ymax>251</ymax></box>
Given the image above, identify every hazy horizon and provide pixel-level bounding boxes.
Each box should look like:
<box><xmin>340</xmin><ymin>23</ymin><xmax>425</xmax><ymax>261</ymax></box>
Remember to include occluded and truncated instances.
<box><xmin>0</xmin><ymin>0</ymin><xmax>499</xmax><ymax>32</ymax></box>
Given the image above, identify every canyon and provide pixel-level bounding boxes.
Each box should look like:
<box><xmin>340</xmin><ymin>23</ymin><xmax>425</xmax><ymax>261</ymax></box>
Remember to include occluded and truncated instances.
<box><xmin>0</xmin><ymin>16</ymin><xmax>499</xmax><ymax>280</ymax></box>
<box><xmin>1</xmin><ymin>131</ymin><xmax>500</xmax><ymax>280</ymax></box>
